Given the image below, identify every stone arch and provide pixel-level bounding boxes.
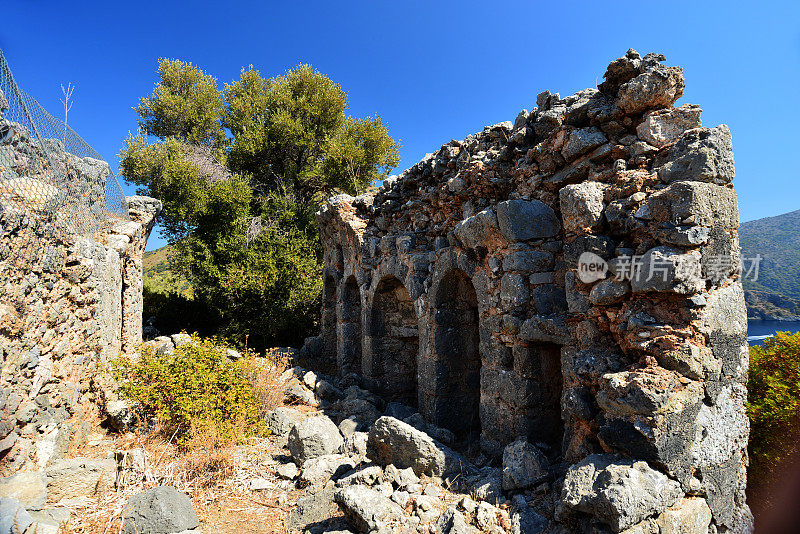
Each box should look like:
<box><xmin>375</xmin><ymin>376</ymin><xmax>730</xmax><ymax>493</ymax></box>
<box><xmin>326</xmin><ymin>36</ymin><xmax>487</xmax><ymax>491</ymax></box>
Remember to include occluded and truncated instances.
<box><xmin>430</xmin><ymin>269</ymin><xmax>481</xmax><ymax>438</ymax></box>
<box><xmin>369</xmin><ymin>275</ymin><xmax>418</xmax><ymax>406</ymax></box>
<box><xmin>321</xmin><ymin>273</ymin><xmax>337</xmax><ymax>361</ymax></box>
<box><xmin>339</xmin><ymin>275</ymin><xmax>362</xmax><ymax>375</ymax></box>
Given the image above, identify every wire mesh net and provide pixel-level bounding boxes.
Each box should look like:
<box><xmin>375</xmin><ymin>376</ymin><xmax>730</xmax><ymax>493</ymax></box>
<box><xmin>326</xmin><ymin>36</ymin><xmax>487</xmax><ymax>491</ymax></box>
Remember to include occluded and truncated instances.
<box><xmin>0</xmin><ymin>47</ymin><xmax>128</xmax><ymax>268</ymax></box>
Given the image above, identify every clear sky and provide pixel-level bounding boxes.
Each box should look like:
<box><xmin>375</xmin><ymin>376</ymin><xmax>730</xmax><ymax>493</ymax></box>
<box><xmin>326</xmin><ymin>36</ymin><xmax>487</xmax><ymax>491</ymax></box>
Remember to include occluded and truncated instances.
<box><xmin>3</xmin><ymin>0</ymin><xmax>799</xmax><ymax>250</ymax></box>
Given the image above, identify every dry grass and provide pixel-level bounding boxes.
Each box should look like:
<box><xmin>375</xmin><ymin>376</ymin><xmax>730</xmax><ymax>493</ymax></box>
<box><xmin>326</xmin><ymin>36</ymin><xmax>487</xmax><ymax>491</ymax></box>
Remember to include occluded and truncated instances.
<box><xmin>239</xmin><ymin>350</ymin><xmax>290</xmax><ymax>420</ymax></box>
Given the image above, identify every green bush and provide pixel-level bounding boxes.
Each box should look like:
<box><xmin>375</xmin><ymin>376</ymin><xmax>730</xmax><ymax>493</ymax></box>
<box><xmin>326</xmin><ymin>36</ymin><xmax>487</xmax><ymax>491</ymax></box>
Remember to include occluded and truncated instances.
<box><xmin>747</xmin><ymin>331</ymin><xmax>800</xmax><ymax>487</ymax></box>
<box><xmin>110</xmin><ymin>335</ymin><xmax>266</xmax><ymax>447</ymax></box>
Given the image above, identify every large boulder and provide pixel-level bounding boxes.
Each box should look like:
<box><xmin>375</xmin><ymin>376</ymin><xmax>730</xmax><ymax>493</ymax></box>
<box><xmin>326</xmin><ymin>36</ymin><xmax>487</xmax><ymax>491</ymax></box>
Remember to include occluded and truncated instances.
<box><xmin>288</xmin><ymin>415</ymin><xmax>344</xmax><ymax>465</ymax></box>
<box><xmin>559</xmin><ymin>454</ymin><xmax>682</xmax><ymax>532</ymax></box>
<box><xmin>333</xmin><ymin>486</ymin><xmax>404</xmax><ymax>533</ymax></box>
<box><xmin>288</xmin><ymin>489</ymin><xmax>340</xmax><ymax>532</ymax></box>
<box><xmin>122</xmin><ymin>486</ymin><xmax>199</xmax><ymax>534</ymax></box>
<box><xmin>299</xmin><ymin>455</ymin><xmax>357</xmax><ymax>486</ymax></box>
<box><xmin>502</xmin><ymin>440</ymin><xmax>548</xmax><ymax>491</ymax></box>
<box><xmin>367</xmin><ymin>416</ymin><xmax>445</xmax><ymax>477</ymax></box>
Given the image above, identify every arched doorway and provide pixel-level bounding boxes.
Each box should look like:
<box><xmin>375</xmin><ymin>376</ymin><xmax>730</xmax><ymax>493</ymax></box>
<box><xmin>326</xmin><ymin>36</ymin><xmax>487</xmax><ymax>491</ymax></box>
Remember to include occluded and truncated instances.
<box><xmin>339</xmin><ymin>276</ymin><xmax>362</xmax><ymax>375</ymax></box>
<box><xmin>432</xmin><ymin>269</ymin><xmax>481</xmax><ymax>438</ymax></box>
<box><xmin>370</xmin><ymin>276</ymin><xmax>418</xmax><ymax>407</ymax></box>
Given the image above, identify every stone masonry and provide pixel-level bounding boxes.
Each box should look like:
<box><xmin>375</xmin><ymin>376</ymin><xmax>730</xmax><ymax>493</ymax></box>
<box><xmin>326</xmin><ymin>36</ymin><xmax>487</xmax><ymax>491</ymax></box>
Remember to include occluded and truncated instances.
<box><xmin>314</xmin><ymin>51</ymin><xmax>751</xmax><ymax>532</ymax></box>
<box><xmin>0</xmin><ymin>91</ymin><xmax>160</xmax><ymax>471</ymax></box>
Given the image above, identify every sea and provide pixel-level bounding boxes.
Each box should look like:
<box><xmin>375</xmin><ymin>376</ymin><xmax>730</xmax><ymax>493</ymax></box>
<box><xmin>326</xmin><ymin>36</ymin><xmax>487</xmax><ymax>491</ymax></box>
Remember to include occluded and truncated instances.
<box><xmin>747</xmin><ymin>320</ymin><xmax>800</xmax><ymax>346</ymax></box>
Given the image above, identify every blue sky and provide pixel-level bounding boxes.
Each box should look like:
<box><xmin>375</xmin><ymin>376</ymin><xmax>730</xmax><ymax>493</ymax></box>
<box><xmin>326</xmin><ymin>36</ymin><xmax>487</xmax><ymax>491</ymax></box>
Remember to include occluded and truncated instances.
<box><xmin>3</xmin><ymin>1</ymin><xmax>799</xmax><ymax>250</ymax></box>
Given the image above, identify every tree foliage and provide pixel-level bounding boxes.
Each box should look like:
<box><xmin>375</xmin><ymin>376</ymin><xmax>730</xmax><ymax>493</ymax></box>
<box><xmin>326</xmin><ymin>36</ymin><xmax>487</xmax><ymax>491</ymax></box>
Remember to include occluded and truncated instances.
<box><xmin>121</xmin><ymin>59</ymin><xmax>399</xmax><ymax>348</ymax></box>
<box><xmin>747</xmin><ymin>332</ymin><xmax>800</xmax><ymax>486</ymax></box>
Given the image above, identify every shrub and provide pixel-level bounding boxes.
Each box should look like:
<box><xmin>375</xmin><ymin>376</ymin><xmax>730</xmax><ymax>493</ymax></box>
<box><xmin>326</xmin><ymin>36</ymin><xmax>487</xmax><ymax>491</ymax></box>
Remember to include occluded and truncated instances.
<box><xmin>110</xmin><ymin>335</ymin><xmax>267</xmax><ymax>447</ymax></box>
<box><xmin>747</xmin><ymin>331</ymin><xmax>800</xmax><ymax>487</ymax></box>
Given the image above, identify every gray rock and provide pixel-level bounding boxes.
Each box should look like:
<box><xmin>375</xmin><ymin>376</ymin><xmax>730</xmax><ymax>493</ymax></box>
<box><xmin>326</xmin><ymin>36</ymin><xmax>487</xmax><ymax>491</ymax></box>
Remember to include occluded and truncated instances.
<box><xmin>336</xmin><ymin>465</ymin><xmax>384</xmax><ymax>487</ymax></box>
<box><xmin>467</xmin><ymin>468</ymin><xmax>504</xmax><ymax>503</ymax></box>
<box><xmin>265</xmin><ymin>406</ymin><xmax>304</xmax><ymax>437</ymax></box>
<box><xmin>636</xmin><ymin>104</ymin><xmax>702</xmax><ymax>148</ymax></box>
<box><xmin>367</xmin><ymin>416</ymin><xmax>445</xmax><ymax>477</ymax></box>
<box><xmin>315</xmin><ymin>380</ymin><xmax>343</xmax><ymax>402</ymax></box>
<box><xmin>629</xmin><ymin>247</ymin><xmax>703</xmax><ymax>294</ymax></box>
<box><xmin>276</xmin><ymin>463</ymin><xmax>299</xmax><ymax>480</ymax></box>
<box><xmin>0</xmin><ymin>497</ymin><xmax>33</xmax><ymax>534</ymax></box>
<box><xmin>656</xmin><ymin>126</ymin><xmax>734</xmax><ymax>185</ymax></box>
<box><xmin>333</xmin><ymin>486</ymin><xmax>404</xmax><ymax>533</ymax></box>
<box><xmin>496</xmin><ymin>200</ymin><xmax>560</xmax><ymax>241</ymax></box>
<box><xmin>341</xmin><ymin>431</ymin><xmax>369</xmax><ymax>458</ymax></box>
<box><xmin>0</xmin><ymin>471</ymin><xmax>47</xmax><ymax>510</ymax></box>
<box><xmin>285</xmin><ymin>383</ymin><xmax>317</xmax><ymax>406</ymax></box>
<box><xmin>512</xmin><ymin>508</ymin><xmax>548</xmax><ymax>534</ymax></box>
<box><xmin>384</xmin><ymin>402</ymin><xmax>415</xmax><ymax>421</ymax></box>
<box><xmin>560</xmin><ymin>454</ymin><xmax>682</xmax><ymax>532</ymax></box>
<box><xmin>453</xmin><ymin>208</ymin><xmax>499</xmax><ymax>249</ymax></box>
<box><xmin>299</xmin><ymin>454</ymin><xmax>356</xmax><ymax>486</ymax></box>
<box><xmin>289</xmin><ymin>489</ymin><xmax>338</xmax><ymax>532</ymax></box>
<box><xmin>616</xmin><ymin>65</ymin><xmax>685</xmax><ymax>114</ymax></box>
<box><xmin>560</xmin><ymin>182</ymin><xmax>606</xmax><ymax>233</ymax></box>
<box><xmin>562</xmin><ymin>127</ymin><xmax>607</xmax><ymax>162</ymax></box>
<box><xmin>589</xmin><ymin>279</ymin><xmax>630</xmax><ymax>305</ymax></box>
<box><xmin>437</xmin><ymin>506</ymin><xmax>478</xmax><ymax>534</ymax></box>
<box><xmin>502</xmin><ymin>439</ymin><xmax>549</xmax><ymax>491</ymax></box>
<box><xmin>288</xmin><ymin>415</ymin><xmax>344</xmax><ymax>465</ymax></box>
<box><xmin>645</xmin><ymin>180</ymin><xmax>739</xmax><ymax>229</ymax></box>
<box><xmin>122</xmin><ymin>486</ymin><xmax>199</xmax><ymax>534</ymax></box>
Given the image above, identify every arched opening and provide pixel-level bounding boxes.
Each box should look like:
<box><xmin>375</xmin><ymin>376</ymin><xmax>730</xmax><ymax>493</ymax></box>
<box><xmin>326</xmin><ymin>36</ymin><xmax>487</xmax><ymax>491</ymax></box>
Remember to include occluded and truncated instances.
<box><xmin>321</xmin><ymin>274</ymin><xmax>337</xmax><ymax>361</ymax></box>
<box><xmin>370</xmin><ymin>276</ymin><xmax>418</xmax><ymax>407</ymax></box>
<box><xmin>432</xmin><ymin>269</ymin><xmax>481</xmax><ymax>439</ymax></box>
<box><xmin>339</xmin><ymin>276</ymin><xmax>362</xmax><ymax>375</ymax></box>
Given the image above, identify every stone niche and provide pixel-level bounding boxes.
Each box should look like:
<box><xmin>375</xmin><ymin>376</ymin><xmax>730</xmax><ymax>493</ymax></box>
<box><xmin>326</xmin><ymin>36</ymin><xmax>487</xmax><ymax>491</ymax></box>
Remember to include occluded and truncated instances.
<box><xmin>314</xmin><ymin>50</ymin><xmax>752</xmax><ymax>532</ymax></box>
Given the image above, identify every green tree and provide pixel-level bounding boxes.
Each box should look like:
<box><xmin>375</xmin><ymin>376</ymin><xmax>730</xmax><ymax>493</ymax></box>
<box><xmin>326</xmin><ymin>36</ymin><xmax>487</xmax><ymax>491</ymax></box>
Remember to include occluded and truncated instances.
<box><xmin>120</xmin><ymin>59</ymin><xmax>399</xmax><ymax>348</ymax></box>
<box><xmin>747</xmin><ymin>332</ymin><xmax>800</xmax><ymax>488</ymax></box>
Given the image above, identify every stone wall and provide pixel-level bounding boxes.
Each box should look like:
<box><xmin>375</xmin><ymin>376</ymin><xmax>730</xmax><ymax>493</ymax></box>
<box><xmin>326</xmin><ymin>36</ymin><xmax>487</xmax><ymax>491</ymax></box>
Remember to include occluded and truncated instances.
<box><xmin>315</xmin><ymin>51</ymin><xmax>751</xmax><ymax>532</ymax></box>
<box><xmin>0</xmin><ymin>100</ymin><xmax>160</xmax><ymax>470</ymax></box>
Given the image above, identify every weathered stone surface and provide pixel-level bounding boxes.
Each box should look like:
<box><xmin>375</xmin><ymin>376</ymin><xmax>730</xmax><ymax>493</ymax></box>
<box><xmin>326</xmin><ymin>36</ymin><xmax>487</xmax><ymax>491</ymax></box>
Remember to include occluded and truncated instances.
<box><xmin>656</xmin><ymin>126</ymin><xmax>735</xmax><ymax>185</ymax></box>
<box><xmin>288</xmin><ymin>415</ymin><xmax>344</xmax><ymax>465</ymax></box>
<box><xmin>496</xmin><ymin>200</ymin><xmax>560</xmax><ymax>241</ymax></box>
<box><xmin>562</xmin><ymin>127</ymin><xmax>607</xmax><ymax>162</ymax></box>
<box><xmin>629</xmin><ymin>247</ymin><xmax>703</xmax><ymax>294</ymax></box>
<box><xmin>589</xmin><ymin>278</ymin><xmax>630</xmax><ymax>305</ymax></box>
<box><xmin>0</xmin><ymin>497</ymin><xmax>33</xmax><ymax>534</ymax></box>
<box><xmin>502</xmin><ymin>439</ymin><xmax>548</xmax><ymax>491</ymax></box>
<box><xmin>0</xmin><ymin>472</ymin><xmax>47</xmax><ymax>510</ymax></box>
<box><xmin>616</xmin><ymin>64</ymin><xmax>685</xmax><ymax>114</ymax></box>
<box><xmin>560</xmin><ymin>454</ymin><xmax>682</xmax><ymax>532</ymax></box>
<box><xmin>367</xmin><ymin>416</ymin><xmax>446</xmax><ymax>477</ymax></box>
<box><xmin>299</xmin><ymin>454</ymin><xmax>356</xmax><ymax>486</ymax></box>
<box><xmin>452</xmin><ymin>208</ymin><xmax>499</xmax><ymax>249</ymax></box>
<box><xmin>288</xmin><ymin>489</ymin><xmax>338</xmax><ymax>532</ymax></box>
<box><xmin>122</xmin><ymin>486</ymin><xmax>199</xmax><ymax>534</ymax></box>
<box><xmin>646</xmin><ymin>180</ymin><xmax>739</xmax><ymax>228</ymax></box>
<box><xmin>265</xmin><ymin>407</ymin><xmax>304</xmax><ymax>437</ymax></box>
<box><xmin>45</xmin><ymin>457</ymin><xmax>116</xmax><ymax>503</ymax></box>
<box><xmin>512</xmin><ymin>508</ymin><xmax>547</xmax><ymax>534</ymax></box>
<box><xmin>334</xmin><ymin>486</ymin><xmax>404</xmax><ymax>533</ymax></box>
<box><xmin>637</xmin><ymin>104</ymin><xmax>702</xmax><ymax>147</ymax></box>
<box><xmin>560</xmin><ymin>182</ymin><xmax>606</xmax><ymax>233</ymax></box>
<box><xmin>655</xmin><ymin>497</ymin><xmax>712</xmax><ymax>534</ymax></box>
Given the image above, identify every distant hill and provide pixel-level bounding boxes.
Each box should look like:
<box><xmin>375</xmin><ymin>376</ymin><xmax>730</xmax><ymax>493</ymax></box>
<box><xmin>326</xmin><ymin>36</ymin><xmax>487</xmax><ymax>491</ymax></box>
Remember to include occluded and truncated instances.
<box><xmin>143</xmin><ymin>244</ymin><xmax>192</xmax><ymax>297</ymax></box>
<box><xmin>739</xmin><ymin>209</ymin><xmax>800</xmax><ymax>320</ymax></box>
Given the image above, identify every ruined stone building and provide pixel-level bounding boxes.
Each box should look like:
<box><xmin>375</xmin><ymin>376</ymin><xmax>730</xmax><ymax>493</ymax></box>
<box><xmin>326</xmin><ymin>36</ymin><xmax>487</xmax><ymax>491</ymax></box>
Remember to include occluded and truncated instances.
<box><xmin>315</xmin><ymin>51</ymin><xmax>750</xmax><ymax>531</ymax></box>
<box><xmin>0</xmin><ymin>86</ymin><xmax>160</xmax><ymax>469</ymax></box>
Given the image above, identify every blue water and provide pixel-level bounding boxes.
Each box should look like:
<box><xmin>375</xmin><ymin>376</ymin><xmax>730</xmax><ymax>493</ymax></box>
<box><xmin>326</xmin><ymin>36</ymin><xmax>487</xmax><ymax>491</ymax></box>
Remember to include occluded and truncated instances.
<box><xmin>747</xmin><ymin>320</ymin><xmax>800</xmax><ymax>345</ymax></box>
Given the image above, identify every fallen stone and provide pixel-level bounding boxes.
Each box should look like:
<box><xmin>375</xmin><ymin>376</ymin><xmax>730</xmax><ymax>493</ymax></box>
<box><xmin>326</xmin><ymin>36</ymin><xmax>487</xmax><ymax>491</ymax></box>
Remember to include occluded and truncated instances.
<box><xmin>333</xmin><ymin>486</ymin><xmax>404</xmax><ymax>533</ymax></box>
<box><xmin>512</xmin><ymin>507</ymin><xmax>548</xmax><ymax>534</ymax></box>
<box><xmin>288</xmin><ymin>415</ymin><xmax>344</xmax><ymax>465</ymax></box>
<box><xmin>299</xmin><ymin>455</ymin><xmax>356</xmax><ymax>486</ymax></box>
<box><xmin>560</xmin><ymin>454</ymin><xmax>682</xmax><ymax>532</ymax></box>
<box><xmin>276</xmin><ymin>463</ymin><xmax>299</xmax><ymax>480</ymax></box>
<box><xmin>502</xmin><ymin>439</ymin><xmax>549</xmax><ymax>491</ymax></box>
<box><xmin>285</xmin><ymin>384</ymin><xmax>317</xmax><ymax>406</ymax></box>
<box><xmin>336</xmin><ymin>465</ymin><xmax>384</xmax><ymax>487</ymax></box>
<box><xmin>122</xmin><ymin>486</ymin><xmax>199</xmax><ymax>534</ymax></box>
<box><xmin>265</xmin><ymin>407</ymin><xmax>304</xmax><ymax>437</ymax></box>
<box><xmin>288</xmin><ymin>489</ymin><xmax>338</xmax><ymax>532</ymax></box>
<box><xmin>367</xmin><ymin>416</ymin><xmax>445</xmax><ymax>477</ymax></box>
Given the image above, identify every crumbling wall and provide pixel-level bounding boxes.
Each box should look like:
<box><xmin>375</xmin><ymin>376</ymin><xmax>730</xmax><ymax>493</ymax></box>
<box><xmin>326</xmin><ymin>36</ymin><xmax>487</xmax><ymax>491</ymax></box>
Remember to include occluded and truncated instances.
<box><xmin>0</xmin><ymin>99</ymin><xmax>160</xmax><ymax>470</ymax></box>
<box><xmin>316</xmin><ymin>50</ymin><xmax>751</xmax><ymax>532</ymax></box>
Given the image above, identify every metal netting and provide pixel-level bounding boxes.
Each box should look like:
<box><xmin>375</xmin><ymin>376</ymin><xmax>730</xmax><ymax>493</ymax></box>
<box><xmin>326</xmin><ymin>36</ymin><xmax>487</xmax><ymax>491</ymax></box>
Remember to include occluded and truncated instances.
<box><xmin>0</xmin><ymin>47</ymin><xmax>128</xmax><ymax>260</ymax></box>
